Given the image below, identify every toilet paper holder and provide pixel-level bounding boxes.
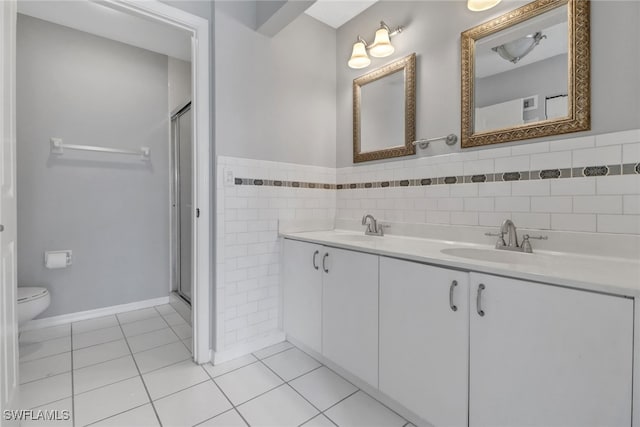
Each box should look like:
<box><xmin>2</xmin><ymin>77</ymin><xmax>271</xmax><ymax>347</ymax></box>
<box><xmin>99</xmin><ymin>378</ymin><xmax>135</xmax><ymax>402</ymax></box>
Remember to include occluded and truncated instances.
<box><xmin>44</xmin><ymin>250</ymin><xmax>72</xmax><ymax>269</ymax></box>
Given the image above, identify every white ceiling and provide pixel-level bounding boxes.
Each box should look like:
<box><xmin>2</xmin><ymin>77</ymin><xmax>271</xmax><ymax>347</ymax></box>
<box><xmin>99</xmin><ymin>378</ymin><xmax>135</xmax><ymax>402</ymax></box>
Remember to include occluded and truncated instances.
<box><xmin>304</xmin><ymin>0</ymin><xmax>379</xmax><ymax>29</ymax></box>
<box><xmin>18</xmin><ymin>1</ymin><xmax>192</xmax><ymax>62</ymax></box>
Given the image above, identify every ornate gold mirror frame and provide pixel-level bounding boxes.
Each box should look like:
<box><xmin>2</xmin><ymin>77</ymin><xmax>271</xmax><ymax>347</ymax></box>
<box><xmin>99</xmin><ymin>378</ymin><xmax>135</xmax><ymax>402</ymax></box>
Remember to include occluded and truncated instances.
<box><xmin>353</xmin><ymin>53</ymin><xmax>416</xmax><ymax>163</ymax></box>
<box><xmin>461</xmin><ymin>0</ymin><xmax>590</xmax><ymax>148</ymax></box>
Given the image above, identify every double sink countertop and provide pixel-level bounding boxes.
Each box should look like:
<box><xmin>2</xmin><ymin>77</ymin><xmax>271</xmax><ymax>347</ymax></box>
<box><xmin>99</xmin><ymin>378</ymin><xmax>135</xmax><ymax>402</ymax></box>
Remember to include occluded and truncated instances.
<box><xmin>281</xmin><ymin>229</ymin><xmax>640</xmax><ymax>298</ymax></box>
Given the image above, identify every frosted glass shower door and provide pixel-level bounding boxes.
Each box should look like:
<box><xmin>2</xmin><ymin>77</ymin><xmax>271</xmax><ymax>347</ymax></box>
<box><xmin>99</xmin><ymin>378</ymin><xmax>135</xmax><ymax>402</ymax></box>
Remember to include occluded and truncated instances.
<box><xmin>172</xmin><ymin>104</ymin><xmax>192</xmax><ymax>303</ymax></box>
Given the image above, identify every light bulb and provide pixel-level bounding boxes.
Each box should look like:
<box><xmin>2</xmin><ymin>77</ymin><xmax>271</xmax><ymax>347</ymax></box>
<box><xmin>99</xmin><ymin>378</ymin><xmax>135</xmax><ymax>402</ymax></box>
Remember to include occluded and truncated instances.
<box><xmin>348</xmin><ymin>41</ymin><xmax>371</xmax><ymax>69</ymax></box>
<box><xmin>369</xmin><ymin>27</ymin><xmax>394</xmax><ymax>58</ymax></box>
<box><xmin>467</xmin><ymin>0</ymin><xmax>501</xmax><ymax>12</ymax></box>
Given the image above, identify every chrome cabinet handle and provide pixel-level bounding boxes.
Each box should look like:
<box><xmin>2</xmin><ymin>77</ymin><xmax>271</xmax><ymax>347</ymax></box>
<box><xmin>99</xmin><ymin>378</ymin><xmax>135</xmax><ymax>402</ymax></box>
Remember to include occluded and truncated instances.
<box><xmin>322</xmin><ymin>253</ymin><xmax>329</xmax><ymax>273</ymax></box>
<box><xmin>312</xmin><ymin>250</ymin><xmax>319</xmax><ymax>270</ymax></box>
<box><xmin>476</xmin><ymin>284</ymin><xmax>485</xmax><ymax>316</ymax></box>
<box><xmin>449</xmin><ymin>280</ymin><xmax>458</xmax><ymax>312</ymax></box>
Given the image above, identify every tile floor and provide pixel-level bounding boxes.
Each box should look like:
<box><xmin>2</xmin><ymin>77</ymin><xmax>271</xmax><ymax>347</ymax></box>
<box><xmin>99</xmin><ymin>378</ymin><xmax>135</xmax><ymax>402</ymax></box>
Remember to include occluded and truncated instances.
<box><xmin>19</xmin><ymin>305</ymin><xmax>413</xmax><ymax>427</ymax></box>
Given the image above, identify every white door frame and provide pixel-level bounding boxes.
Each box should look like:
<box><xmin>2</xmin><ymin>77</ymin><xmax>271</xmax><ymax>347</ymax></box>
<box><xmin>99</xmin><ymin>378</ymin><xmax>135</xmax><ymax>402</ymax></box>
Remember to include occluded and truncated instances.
<box><xmin>101</xmin><ymin>0</ymin><xmax>211</xmax><ymax>363</ymax></box>
<box><xmin>0</xmin><ymin>0</ymin><xmax>19</xmax><ymax>421</ymax></box>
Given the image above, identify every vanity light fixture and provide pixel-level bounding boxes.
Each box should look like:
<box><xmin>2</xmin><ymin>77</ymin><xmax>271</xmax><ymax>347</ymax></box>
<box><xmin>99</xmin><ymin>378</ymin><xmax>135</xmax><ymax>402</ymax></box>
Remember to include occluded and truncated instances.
<box><xmin>467</xmin><ymin>0</ymin><xmax>502</xmax><ymax>12</ymax></box>
<box><xmin>492</xmin><ymin>31</ymin><xmax>547</xmax><ymax>64</ymax></box>
<box><xmin>348</xmin><ymin>21</ymin><xmax>404</xmax><ymax>69</ymax></box>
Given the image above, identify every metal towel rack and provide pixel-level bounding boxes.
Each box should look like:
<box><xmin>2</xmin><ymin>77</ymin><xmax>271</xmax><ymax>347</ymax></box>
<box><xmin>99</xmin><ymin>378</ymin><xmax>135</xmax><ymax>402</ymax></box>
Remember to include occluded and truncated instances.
<box><xmin>50</xmin><ymin>138</ymin><xmax>150</xmax><ymax>160</ymax></box>
<box><xmin>412</xmin><ymin>133</ymin><xmax>458</xmax><ymax>149</ymax></box>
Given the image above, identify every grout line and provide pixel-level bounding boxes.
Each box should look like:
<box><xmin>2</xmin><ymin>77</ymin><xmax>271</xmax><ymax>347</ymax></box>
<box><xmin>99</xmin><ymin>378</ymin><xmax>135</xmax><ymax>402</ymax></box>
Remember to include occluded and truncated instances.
<box><xmin>83</xmin><ymin>402</ymin><xmax>151</xmax><ymax>427</ymax></box>
<box><xmin>257</xmin><ymin>357</ymin><xmax>323</xmax><ymax>414</ymax></box>
<box><xmin>252</xmin><ymin>343</ymin><xmax>294</xmax><ymax>361</ymax></box>
<box><xmin>129</xmin><ymin>337</ymin><xmax>182</xmax><ymax>356</ymax></box>
<box><xmin>208</xmin><ymin>359</ymin><xmax>261</xmax><ymax>379</ymax></box>
<box><xmin>150</xmin><ymin>378</ymin><xmax>210</xmax><ymax>402</ymax></box>
<box><xmin>193</xmin><ymin>408</ymin><xmax>247</xmax><ymax>427</ymax></box>
<box><xmin>19</xmin><ymin>347</ymin><xmax>72</xmax><ymax>364</ymax></box>
<box><xmin>19</xmin><ymin>365</ymin><xmax>72</xmax><ymax>386</ymax></box>
<box><xmin>72</xmin><ymin>369</ymin><xmax>140</xmax><ymax>397</ymax></box>
<box><xmin>153</xmin><ymin>306</ymin><xmax>192</xmax><ymax>353</ymax></box>
<box><xmin>318</xmin><ymin>389</ymin><xmax>359</xmax><ymax>415</ymax></box>
<box><xmin>202</xmin><ymin>369</ymin><xmax>252</xmax><ymax>427</ymax></box>
<box><xmin>72</xmin><ymin>335</ymin><xmax>124</xmax><ymax>352</ymax></box>
<box><xmin>286</xmin><ymin>364</ymin><xmax>323</xmax><ymax>384</ymax></box>
<box><xmin>114</xmin><ymin>313</ymin><xmax>163</xmax><ymax>426</ymax></box>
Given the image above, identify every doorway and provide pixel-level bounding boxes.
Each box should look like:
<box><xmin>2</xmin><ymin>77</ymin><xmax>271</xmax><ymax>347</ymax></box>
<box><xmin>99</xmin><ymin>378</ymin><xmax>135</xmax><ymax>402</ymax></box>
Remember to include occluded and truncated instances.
<box><xmin>172</xmin><ymin>102</ymin><xmax>193</xmax><ymax>304</ymax></box>
<box><xmin>1</xmin><ymin>0</ymin><xmax>212</xmax><ymax>371</ymax></box>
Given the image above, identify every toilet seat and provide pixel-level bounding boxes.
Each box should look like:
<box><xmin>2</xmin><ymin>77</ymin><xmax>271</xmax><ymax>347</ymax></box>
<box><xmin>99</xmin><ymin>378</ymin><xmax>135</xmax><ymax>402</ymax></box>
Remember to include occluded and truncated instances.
<box><xmin>17</xmin><ymin>287</ymin><xmax>49</xmax><ymax>304</ymax></box>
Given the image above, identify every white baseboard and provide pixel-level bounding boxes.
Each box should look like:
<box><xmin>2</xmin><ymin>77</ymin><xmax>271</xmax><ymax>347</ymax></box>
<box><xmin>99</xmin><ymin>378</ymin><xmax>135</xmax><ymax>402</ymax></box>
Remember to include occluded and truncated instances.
<box><xmin>20</xmin><ymin>296</ymin><xmax>171</xmax><ymax>331</ymax></box>
<box><xmin>212</xmin><ymin>331</ymin><xmax>286</xmax><ymax>365</ymax></box>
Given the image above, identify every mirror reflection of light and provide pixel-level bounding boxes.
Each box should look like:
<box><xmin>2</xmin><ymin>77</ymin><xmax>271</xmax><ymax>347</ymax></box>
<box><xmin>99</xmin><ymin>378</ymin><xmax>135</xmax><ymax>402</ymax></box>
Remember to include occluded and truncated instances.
<box><xmin>492</xmin><ymin>32</ymin><xmax>547</xmax><ymax>64</ymax></box>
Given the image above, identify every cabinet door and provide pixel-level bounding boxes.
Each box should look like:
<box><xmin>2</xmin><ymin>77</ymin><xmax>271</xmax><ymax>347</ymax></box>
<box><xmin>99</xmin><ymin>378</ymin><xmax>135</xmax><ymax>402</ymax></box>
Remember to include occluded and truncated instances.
<box><xmin>470</xmin><ymin>273</ymin><xmax>633</xmax><ymax>427</ymax></box>
<box><xmin>283</xmin><ymin>239</ymin><xmax>323</xmax><ymax>353</ymax></box>
<box><xmin>379</xmin><ymin>257</ymin><xmax>469</xmax><ymax>427</ymax></box>
<box><xmin>380</xmin><ymin>257</ymin><xmax>469</xmax><ymax>426</ymax></box>
<box><xmin>322</xmin><ymin>247</ymin><xmax>379</xmax><ymax>387</ymax></box>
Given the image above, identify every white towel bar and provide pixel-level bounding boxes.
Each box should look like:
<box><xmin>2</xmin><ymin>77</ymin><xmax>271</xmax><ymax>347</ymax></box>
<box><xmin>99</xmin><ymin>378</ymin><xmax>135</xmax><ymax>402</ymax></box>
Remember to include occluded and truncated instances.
<box><xmin>50</xmin><ymin>138</ymin><xmax>150</xmax><ymax>160</ymax></box>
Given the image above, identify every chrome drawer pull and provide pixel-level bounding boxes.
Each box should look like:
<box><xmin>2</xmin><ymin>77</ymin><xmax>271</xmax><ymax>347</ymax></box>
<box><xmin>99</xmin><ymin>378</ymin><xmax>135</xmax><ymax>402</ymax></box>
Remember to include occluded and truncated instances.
<box><xmin>449</xmin><ymin>280</ymin><xmax>458</xmax><ymax>312</ymax></box>
<box><xmin>476</xmin><ymin>284</ymin><xmax>485</xmax><ymax>316</ymax></box>
<box><xmin>312</xmin><ymin>250</ymin><xmax>319</xmax><ymax>270</ymax></box>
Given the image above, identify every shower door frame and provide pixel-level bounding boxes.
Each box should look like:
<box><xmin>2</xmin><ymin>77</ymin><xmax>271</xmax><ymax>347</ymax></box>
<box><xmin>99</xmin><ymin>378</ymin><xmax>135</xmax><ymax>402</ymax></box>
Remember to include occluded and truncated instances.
<box><xmin>171</xmin><ymin>102</ymin><xmax>192</xmax><ymax>304</ymax></box>
<box><xmin>104</xmin><ymin>0</ymin><xmax>211</xmax><ymax>364</ymax></box>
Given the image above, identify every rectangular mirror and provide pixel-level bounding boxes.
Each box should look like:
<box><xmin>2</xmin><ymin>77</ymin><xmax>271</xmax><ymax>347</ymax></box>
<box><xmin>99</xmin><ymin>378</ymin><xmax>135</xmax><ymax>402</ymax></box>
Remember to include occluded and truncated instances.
<box><xmin>354</xmin><ymin>53</ymin><xmax>416</xmax><ymax>163</ymax></box>
<box><xmin>461</xmin><ymin>0</ymin><xmax>590</xmax><ymax>148</ymax></box>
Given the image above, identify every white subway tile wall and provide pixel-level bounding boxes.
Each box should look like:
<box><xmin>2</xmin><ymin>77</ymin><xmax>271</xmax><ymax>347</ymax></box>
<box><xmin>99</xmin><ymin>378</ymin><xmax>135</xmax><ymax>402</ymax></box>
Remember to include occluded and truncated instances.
<box><xmin>336</xmin><ymin>130</ymin><xmax>640</xmax><ymax>235</ymax></box>
<box><xmin>216</xmin><ymin>157</ymin><xmax>336</xmax><ymax>354</ymax></box>
<box><xmin>216</xmin><ymin>130</ymin><xmax>640</xmax><ymax>354</ymax></box>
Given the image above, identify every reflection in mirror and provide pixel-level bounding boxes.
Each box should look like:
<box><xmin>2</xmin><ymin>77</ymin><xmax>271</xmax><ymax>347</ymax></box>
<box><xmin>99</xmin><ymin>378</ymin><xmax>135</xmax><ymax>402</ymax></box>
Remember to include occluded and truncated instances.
<box><xmin>353</xmin><ymin>53</ymin><xmax>416</xmax><ymax>163</ymax></box>
<box><xmin>461</xmin><ymin>0</ymin><xmax>590</xmax><ymax>148</ymax></box>
<box><xmin>474</xmin><ymin>5</ymin><xmax>568</xmax><ymax>132</ymax></box>
<box><xmin>360</xmin><ymin>70</ymin><xmax>404</xmax><ymax>153</ymax></box>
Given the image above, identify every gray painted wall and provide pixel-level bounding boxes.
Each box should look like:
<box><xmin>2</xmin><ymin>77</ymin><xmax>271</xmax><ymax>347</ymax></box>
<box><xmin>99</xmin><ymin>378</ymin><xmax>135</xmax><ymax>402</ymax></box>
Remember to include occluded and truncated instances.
<box><xmin>215</xmin><ymin>1</ymin><xmax>337</xmax><ymax>168</ymax></box>
<box><xmin>17</xmin><ymin>15</ymin><xmax>171</xmax><ymax>317</ymax></box>
<box><xmin>336</xmin><ymin>1</ymin><xmax>640</xmax><ymax>167</ymax></box>
<box><xmin>476</xmin><ymin>54</ymin><xmax>567</xmax><ymax>107</ymax></box>
<box><xmin>169</xmin><ymin>57</ymin><xmax>192</xmax><ymax>112</ymax></box>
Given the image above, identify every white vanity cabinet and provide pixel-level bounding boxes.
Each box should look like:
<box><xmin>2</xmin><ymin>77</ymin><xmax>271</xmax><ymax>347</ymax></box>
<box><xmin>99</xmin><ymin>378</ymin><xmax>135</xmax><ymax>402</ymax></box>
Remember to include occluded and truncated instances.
<box><xmin>282</xmin><ymin>237</ymin><xmax>635</xmax><ymax>427</ymax></box>
<box><xmin>379</xmin><ymin>257</ymin><xmax>470</xmax><ymax>427</ymax></box>
<box><xmin>282</xmin><ymin>239</ymin><xmax>323</xmax><ymax>353</ymax></box>
<box><xmin>469</xmin><ymin>273</ymin><xmax>633</xmax><ymax>427</ymax></box>
<box><xmin>322</xmin><ymin>246</ymin><xmax>379</xmax><ymax>388</ymax></box>
<box><xmin>283</xmin><ymin>239</ymin><xmax>379</xmax><ymax>387</ymax></box>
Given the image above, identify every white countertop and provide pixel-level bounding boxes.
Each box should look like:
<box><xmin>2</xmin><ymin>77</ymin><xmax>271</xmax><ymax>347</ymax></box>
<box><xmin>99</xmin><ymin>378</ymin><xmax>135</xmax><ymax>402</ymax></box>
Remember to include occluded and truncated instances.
<box><xmin>281</xmin><ymin>229</ymin><xmax>640</xmax><ymax>298</ymax></box>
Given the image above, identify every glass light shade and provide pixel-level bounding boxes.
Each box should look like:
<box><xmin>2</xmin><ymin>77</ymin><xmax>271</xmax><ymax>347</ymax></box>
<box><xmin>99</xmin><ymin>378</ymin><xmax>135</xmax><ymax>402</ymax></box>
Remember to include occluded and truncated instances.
<box><xmin>467</xmin><ymin>0</ymin><xmax>501</xmax><ymax>11</ymax></box>
<box><xmin>348</xmin><ymin>41</ymin><xmax>371</xmax><ymax>69</ymax></box>
<box><xmin>369</xmin><ymin>28</ymin><xmax>394</xmax><ymax>58</ymax></box>
<box><xmin>492</xmin><ymin>32</ymin><xmax>545</xmax><ymax>64</ymax></box>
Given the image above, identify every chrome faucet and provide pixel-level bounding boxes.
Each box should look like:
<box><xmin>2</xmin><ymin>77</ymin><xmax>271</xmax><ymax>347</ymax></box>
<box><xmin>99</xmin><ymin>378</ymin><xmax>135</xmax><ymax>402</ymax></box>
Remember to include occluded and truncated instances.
<box><xmin>485</xmin><ymin>219</ymin><xmax>548</xmax><ymax>253</ymax></box>
<box><xmin>500</xmin><ymin>219</ymin><xmax>519</xmax><ymax>248</ymax></box>
<box><xmin>362</xmin><ymin>214</ymin><xmax>384</xmax><ymax>236</ymax></box>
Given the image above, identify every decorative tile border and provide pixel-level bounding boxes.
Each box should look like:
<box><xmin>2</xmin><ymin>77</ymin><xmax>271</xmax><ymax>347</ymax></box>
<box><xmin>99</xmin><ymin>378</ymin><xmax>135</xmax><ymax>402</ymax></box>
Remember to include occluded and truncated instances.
<box><xmin>234</xmin><ymin>177</ymin><xmax>336</xmax><ymax>190</ymax></box>
<box><xmin>234</xmin><ymin>162</ymin><xmax>640</xmax><ymax>190</ymax></box>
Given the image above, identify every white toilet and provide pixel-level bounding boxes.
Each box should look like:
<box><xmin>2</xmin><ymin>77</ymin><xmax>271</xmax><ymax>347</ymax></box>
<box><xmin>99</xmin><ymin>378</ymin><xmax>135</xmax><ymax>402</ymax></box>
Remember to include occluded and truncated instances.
<box><xmin>17</xmin><ymin>287</ymin><xmax>51</xmax><ymax>326</ymax></box>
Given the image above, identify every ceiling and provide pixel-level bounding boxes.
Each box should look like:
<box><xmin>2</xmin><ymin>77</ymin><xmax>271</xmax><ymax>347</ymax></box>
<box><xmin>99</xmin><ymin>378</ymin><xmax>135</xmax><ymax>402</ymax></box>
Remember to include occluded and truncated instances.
<box><xmin>304</xmin><ymin>0</ymin><xmax>379</xmax><ymax>29</ymax></box>
<box><xmin>18</xmin><ymin>1</ymin><xmax>192</xmax><ymax>62</ymax></box>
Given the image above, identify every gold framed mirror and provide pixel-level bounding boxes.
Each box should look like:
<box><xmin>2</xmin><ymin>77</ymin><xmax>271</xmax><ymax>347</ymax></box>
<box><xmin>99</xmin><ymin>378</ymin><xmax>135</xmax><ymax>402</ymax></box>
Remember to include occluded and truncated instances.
<box><xmin>353</xmin><ymin>53</ymin><xmax>416</xmax><ymax>163</ymax></box>
<box><xmin>461</xmin><ymin>0</ymin><xmax>590</xmax><ymax>148</ymax></box>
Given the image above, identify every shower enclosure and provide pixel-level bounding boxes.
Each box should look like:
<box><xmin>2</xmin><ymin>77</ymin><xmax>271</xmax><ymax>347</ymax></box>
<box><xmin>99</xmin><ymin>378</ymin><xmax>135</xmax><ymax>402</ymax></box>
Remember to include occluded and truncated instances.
<box><xmin>171</xmin><ymin>102</ymin><xmax>192</xmax><ymax>303</ymax></box>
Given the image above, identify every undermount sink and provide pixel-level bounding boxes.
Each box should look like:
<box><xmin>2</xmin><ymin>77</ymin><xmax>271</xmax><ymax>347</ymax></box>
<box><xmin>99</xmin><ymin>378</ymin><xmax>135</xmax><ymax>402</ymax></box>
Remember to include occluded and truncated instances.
<box><xmin>441</xmin><ymin>247</ymin><xmax>539</xmax><ymax>265</ymax></box>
